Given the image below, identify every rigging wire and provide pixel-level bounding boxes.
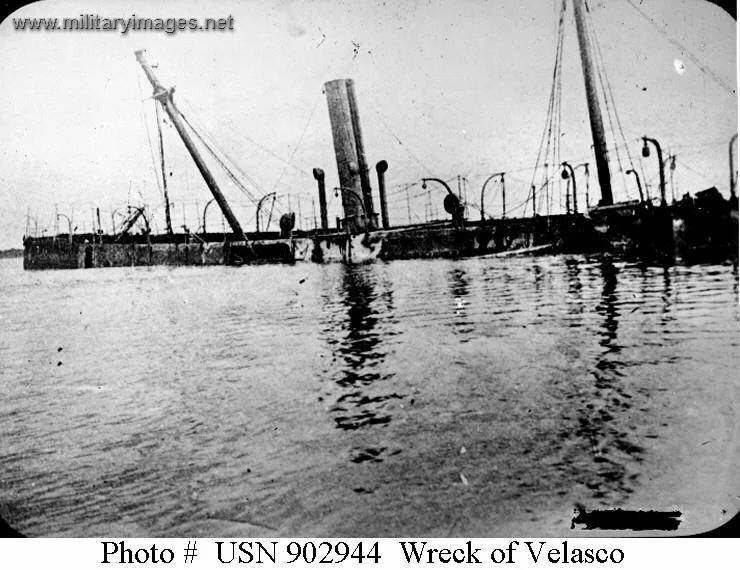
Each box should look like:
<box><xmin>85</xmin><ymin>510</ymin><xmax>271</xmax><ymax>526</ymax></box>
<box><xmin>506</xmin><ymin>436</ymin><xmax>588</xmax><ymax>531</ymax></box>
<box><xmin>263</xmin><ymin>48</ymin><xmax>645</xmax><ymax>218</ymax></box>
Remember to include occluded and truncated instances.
<box><xmin>178</xmin><ymin>109</ymin><xmax>262</xmax><ymax>206</ymax></box>
<box><xmin>365</xmin><ymin>98</ymin><xmax>439</xmax><ymax>178</ymax></box>
<box><xmin>138</xmin><ymin>69</ymin><xmax>267</xmax><ymax>231</ymax></box>
<box><xmin>179</xmin><ymin>107</ymin><xmax>267</xmax><ymax>197</ymax></box>
<box><xmin>269</xmin><ymin>94</ymin><xmax>321</xmax><ymax>194</ymax></box>
<box><xmin>588</xmin><ymin>23</ymin><xmax>623</xmax><ymax>176</ymax></box>
<box><xmin>153</xmin><ymin>102</ymin><xmax>167</xmax><ymax>191</ymax></box>
<box><xmin>553</xmin><ymin>11</ymin><xmax>566</xmax><ymax>215</ymax></box>
<box><xmin>182</xmin><ymin>50</ymin><xmax>364</xmax><ymax>222</ymax></box>
<box><xmin>181</xmin><ymin>95</ymin><xmax>311</xmax><ymax>178</ymax></box>
<box><xmin>585</xmin><ymin>2</ymin><xmax>632</xmax><ymax>200</ymax></box>
<box><xmin>529</xmin><ymin>0</ymin><xmax>568</xmax><ymax>216</ymax></box>
<box><xmin>585</xmin><ymin>1</ymin><xmax>659</xmax><ymax>205</ymax></box>
<box><xmin>137</xmin><ymin>74</ymin><xmax>164</xmax><ymax>198</ymax></box>
<box><xmin>154</xmin><ymin>101</ymin><xmax>174</xmax><ymax>233</ymax></box>
<box><xmin>269</xmin><ymin>53</ymin><xmax>368</xmax><ymax>217</ymax></box>
<box><xmin>673</xmin><ymin>158</ymin><xmax>716</xmax><ymax>184</ymax></box>
<box><xmin>623</xmin><ymin>0</ymin><xmax>736</xmax><ymax>96</ymax></box>
<box><xmin>546</xmin><ymin>0</ymin><xmax>567</xmax><ymax>214</ymax></box>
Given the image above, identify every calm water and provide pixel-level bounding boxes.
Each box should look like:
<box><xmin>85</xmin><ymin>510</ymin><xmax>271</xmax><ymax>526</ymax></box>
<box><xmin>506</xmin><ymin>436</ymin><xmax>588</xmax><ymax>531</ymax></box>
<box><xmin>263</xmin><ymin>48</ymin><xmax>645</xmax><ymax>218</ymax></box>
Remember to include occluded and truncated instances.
<box><xmin>0</xmin><ymin>254</ymin><xmax>738</xmax><ymax>536</ymax></box>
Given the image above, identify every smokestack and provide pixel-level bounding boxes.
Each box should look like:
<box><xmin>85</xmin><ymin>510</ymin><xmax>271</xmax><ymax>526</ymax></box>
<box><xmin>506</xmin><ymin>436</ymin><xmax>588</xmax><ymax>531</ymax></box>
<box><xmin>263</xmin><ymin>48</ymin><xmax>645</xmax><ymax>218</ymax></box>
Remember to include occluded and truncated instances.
<box><xmin>324</xmin><ymin>78</ymin><xmax>377</xmax><ymax>232</ymax></box>
<box><xmin>313</xmin><ymin>168</ymin><xmax>329</xmax><ymax>230</ymax></box>
<box><xmin>376</xmin><ymin>160</ymin><xmax>389</xmax><ymax>229</ymax></box>
<box><xmin>345</xmin><ymin>80</ymin><xmax>375</xmax><ymax>222</ymax></box>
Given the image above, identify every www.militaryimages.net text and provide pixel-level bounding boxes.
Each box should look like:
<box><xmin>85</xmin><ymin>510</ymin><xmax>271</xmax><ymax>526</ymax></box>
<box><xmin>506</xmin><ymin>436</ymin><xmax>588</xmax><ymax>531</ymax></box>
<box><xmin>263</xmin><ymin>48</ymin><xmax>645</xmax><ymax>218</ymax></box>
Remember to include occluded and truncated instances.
<box><xmin>11</xmin><ymin>14</ymin><xmax>234</xmax><ymax>34</ymax></box>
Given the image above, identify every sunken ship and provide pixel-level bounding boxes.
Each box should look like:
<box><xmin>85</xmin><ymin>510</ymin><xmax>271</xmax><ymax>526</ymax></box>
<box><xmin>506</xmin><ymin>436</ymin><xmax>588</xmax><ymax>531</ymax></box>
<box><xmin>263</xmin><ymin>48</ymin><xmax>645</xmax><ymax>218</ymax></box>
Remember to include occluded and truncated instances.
<box><xmin>23</xmin><ymin>1</ymin><xmax>738</xmax><ymax>270</ymax></box>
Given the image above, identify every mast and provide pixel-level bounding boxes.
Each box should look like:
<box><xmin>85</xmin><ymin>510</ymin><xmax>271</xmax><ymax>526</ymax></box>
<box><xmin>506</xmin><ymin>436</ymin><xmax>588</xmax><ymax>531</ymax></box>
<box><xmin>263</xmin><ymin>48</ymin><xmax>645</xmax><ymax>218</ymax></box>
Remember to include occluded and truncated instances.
<box><xmin>572</xmin><ymin>0</ymin><xmax>614</xmax><ymax>206</ymax></box>
<box><xmin>154</xmin><ymin>101</ymin><xmax>174</xmax><ymax>234</ymax></box>
<box><xmin>134</xmin><ymin>50</ymin><xmax>251</xmax><ymax>248</ymax></box>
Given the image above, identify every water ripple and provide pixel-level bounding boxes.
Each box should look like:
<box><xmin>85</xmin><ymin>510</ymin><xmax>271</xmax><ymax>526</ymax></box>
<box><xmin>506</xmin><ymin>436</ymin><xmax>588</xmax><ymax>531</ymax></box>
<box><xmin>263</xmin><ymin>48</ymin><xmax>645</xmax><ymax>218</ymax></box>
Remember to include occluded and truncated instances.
<box><xmin>0</xmin><ymin>255</ymin><xmax>737</xmax><ymax>536</ymax></box>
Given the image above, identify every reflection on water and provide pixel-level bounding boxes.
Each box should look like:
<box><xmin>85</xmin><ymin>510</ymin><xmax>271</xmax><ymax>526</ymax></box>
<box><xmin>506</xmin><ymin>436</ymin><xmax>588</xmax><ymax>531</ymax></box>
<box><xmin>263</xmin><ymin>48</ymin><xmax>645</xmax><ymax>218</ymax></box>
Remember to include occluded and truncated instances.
<box><xmin>0</xmin><ymin>254</ymin><xmax>737</xmax><ymax>536</ymax></box>
<box><xmin>571</xmin><ymin>260</ymin><xmax>644</xmax><ymax>500</ymax></box>
<box><xmin>448</xmin><ymin>267</ymin><xmax>474</xmax><ymax>341</ymax></box>
<box><xmin>320</xmin><ymin>266</ymin><xmax>404</xmax><ymax>463</ymax></box>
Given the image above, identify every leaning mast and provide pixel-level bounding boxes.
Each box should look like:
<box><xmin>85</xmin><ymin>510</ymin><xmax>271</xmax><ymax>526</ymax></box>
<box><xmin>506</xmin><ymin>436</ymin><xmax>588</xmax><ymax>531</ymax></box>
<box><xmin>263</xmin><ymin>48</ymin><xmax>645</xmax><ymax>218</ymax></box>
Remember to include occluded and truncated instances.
<box><xmin>572</xmin><ymin>0</ymin><xmax>614</xmax><ymax>206</ymax></box>
<box><xmin>134</xmin><ymin>50</ymin><xmax>253</xmax><ymax>250</ymax></box>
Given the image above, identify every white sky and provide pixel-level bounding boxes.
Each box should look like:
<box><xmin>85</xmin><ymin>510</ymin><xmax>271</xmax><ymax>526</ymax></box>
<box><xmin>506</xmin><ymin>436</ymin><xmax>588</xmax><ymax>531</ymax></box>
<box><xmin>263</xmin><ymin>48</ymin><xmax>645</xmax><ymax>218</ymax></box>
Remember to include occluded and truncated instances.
<box><xmin>0</xmin><ymin>0</ymin><xmax>736</xmax><ymax>247</ymax></box>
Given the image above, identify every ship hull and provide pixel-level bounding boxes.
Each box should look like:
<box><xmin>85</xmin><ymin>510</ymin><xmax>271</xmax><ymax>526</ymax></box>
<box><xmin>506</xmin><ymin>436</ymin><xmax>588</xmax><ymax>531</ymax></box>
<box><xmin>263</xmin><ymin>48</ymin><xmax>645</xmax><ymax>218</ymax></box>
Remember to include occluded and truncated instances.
<box><xmin>22</xmin><ymin>214</ymin><xmax>596</xmax><ymax>269</ymax></box>
<box><xmin>22</xmin><ymin>199</ymin><xmax>737</xmax><ymax>270</ymax></box>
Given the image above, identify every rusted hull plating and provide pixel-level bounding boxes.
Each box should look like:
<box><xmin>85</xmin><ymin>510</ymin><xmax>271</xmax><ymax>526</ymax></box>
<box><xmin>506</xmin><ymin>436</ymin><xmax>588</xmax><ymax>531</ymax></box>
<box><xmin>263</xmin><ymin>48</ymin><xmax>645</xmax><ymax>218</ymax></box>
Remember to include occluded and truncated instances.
<box><xmin>22</xmin><ymin>202</ymin><xmax>737</xmax><ymax>270</ymax></box>
<box><xmin>24</xmin><ymin>215</ymin><xmax>591</xmax><ymax>269</ymax></box>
